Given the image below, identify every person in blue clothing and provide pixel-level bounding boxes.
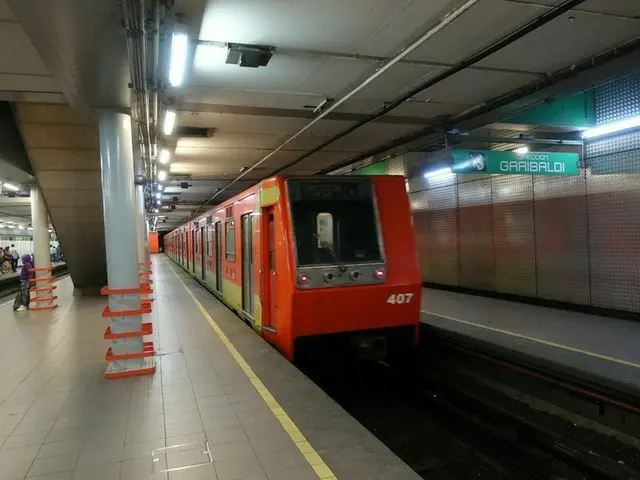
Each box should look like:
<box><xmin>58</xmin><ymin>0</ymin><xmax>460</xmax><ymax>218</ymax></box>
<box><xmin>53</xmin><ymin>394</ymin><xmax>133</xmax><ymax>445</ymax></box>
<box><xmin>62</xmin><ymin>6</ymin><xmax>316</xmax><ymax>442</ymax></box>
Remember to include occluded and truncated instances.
<box><xmin>16</xmin><ymin>253</ymin><xmax>34</xmax><ymax>311</ymax></box>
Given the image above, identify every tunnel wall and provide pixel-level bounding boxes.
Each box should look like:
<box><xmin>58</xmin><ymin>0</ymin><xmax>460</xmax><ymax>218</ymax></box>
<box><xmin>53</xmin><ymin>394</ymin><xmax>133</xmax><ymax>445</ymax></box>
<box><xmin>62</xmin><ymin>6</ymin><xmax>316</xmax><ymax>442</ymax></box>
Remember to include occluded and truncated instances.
<box><xmin>407</xmin><ymin>73</ymin><xmax>640</xmax><ymax>314</ymax></box>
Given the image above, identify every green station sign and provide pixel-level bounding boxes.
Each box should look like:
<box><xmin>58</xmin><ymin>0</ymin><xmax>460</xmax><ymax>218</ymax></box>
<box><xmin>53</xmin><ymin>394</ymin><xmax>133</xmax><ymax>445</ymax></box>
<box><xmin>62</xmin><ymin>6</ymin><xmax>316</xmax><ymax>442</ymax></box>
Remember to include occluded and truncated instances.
<box><xmin>451</xmin><ymin>149</ymin><xmax>580</xmax><ymax>176</ymax></box>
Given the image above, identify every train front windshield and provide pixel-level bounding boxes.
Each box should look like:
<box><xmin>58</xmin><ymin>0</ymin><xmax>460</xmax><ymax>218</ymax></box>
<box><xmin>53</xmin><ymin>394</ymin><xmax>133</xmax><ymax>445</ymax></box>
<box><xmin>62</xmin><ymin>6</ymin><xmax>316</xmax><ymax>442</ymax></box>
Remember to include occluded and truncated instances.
<box><xmin>288</xmin><ymin>179</ymin><xmax>383</xmax><ymax>266</ymax></box>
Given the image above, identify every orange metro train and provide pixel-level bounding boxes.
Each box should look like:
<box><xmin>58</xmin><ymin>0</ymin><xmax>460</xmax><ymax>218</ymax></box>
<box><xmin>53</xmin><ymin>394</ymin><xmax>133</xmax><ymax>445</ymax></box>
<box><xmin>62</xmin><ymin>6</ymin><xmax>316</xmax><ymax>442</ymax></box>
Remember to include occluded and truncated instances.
<box><xmin>164</xmin><ymin>175</ymin><xmax>421</xmax><ymax>362</ymax></box>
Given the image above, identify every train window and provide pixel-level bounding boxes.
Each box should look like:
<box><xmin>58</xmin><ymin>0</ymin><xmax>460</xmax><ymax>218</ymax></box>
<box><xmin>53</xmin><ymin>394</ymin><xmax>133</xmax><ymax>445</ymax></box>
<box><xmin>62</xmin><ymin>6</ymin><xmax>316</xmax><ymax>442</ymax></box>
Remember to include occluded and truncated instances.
<box><xmin>288</xmin><ymin>179</ymin><xmax>382</xmax><ymax>266</ymax></box>
<box><xmin>225</xmin><ymin>219</ymin><xmax>236</xmax><ymax>262</ymax></box>
<box><xmin>207</xmin><ymin>226</ymin><xmax>213</xmax><ymax>256</ymax></box>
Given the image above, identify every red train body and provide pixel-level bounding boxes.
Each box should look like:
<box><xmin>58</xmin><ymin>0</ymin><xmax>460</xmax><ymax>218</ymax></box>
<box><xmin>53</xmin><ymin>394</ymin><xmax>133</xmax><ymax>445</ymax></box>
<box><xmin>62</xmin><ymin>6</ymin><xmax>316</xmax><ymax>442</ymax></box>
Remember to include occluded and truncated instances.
<box><xmin>165</xmin><ymin>175</ymin><xmax>421</xmax><ymax>361</ymax></box>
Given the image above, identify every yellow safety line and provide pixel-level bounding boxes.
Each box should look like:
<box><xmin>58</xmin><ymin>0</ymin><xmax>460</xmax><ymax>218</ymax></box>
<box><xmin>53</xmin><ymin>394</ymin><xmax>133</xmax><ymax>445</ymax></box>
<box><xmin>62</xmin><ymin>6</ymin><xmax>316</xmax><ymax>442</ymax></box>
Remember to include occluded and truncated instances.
<box><xmin>171</xmin><ymin>266</ymin><xmax>338</xmax><ymax>480</ymax></box>
<box><xmin>421</xmin><ymin>310</ymin><xmax>640</xmax><ymax>370</ymax></box>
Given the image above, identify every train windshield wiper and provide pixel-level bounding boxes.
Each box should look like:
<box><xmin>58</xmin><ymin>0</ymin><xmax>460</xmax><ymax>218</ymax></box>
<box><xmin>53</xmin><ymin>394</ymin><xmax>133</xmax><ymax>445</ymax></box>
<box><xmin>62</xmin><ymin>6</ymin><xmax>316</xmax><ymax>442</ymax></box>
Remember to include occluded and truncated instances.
<box><xmin>318</xmin><ymin>240</ymin><xmax>347</xmax><ymax>274</ymax></box>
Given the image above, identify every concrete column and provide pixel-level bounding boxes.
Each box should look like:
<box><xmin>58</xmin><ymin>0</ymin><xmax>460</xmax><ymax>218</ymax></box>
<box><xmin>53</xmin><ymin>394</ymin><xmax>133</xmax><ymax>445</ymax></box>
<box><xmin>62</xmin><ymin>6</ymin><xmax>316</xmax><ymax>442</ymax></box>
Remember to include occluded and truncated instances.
<box><xmin>135</xmin><ymin>184</ymin><xmax>148</xmax><ymax>265</ymax></box>
<box><xmin>30</xmin><ymin>185</ymin><xmax>51</xmax><ymax>306</ymax></box>
<box><xmin>98</xmin><ymin>110</ymin><xmax>147</xmax><ymax>376</ymax></box>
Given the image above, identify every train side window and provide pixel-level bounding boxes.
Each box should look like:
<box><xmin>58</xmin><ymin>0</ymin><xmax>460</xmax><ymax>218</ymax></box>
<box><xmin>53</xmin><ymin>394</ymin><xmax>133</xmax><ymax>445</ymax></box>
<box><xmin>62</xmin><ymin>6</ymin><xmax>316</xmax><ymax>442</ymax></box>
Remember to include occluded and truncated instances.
<box><xmin>268</xmin><ymin>213</ymin><xmax>275</xmax><ymax>271</ymax></box>
<box><xmin>207</xmin><ymin>225</ymin><xmax>213</xmax><ymax>256</ymax></box>
<box><xmin>225</xmin><ymin>219</ymin><xmax>236</xmax><ymax>262</ymax></box>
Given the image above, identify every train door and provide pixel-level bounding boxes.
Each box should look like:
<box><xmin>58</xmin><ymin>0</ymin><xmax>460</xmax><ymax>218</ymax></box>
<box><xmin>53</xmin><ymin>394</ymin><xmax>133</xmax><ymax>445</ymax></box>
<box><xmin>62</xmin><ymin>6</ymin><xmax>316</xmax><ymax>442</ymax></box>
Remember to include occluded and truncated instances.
<box><xmin>200</xmin><ymin>226</ymin><xmax>206</xmax><ymax>281</ymax></box>
<box><xmin>262</xmin><ymin>207</ymin><xmax>277</xmax><ymax>332</ymax></box>
<box><xmin>241</xmin><ymin>213</ymin><xmax>255</xmax><ymax>317</ymax></box>
<box><xmin>214</xmin><ymin>222</ymin><xmax>222</xmax><ymax>293</ymax></box>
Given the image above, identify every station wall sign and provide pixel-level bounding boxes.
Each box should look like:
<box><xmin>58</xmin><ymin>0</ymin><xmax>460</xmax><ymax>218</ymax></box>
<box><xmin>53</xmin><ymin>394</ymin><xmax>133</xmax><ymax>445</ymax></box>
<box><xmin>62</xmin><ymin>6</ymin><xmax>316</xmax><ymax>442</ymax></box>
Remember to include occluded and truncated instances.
<box><xmin>451</xmin><ymin>149</ymin><xmax>580</xmax><ymax>176</ymax></box>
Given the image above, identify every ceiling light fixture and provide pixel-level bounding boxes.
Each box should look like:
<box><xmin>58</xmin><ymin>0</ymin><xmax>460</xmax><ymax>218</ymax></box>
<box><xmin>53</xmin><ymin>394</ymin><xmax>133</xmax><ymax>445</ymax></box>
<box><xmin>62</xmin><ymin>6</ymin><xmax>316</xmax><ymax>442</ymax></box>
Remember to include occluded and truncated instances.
<box><xmin>156</xmin><ymin>192</ymin><xmax>162</xmax><ymax>199</ymax></box>
<box><xmin>169</xmin><ymin>33</ymin><xmax>189</xmax><ymax>87</ymax></box>
<box><xmin>582</xmin><ymin>115</ymin><xmax>640</xmax><ymax>139</ymax></box>
<box><xmin>163</xmin><ymin>111</ymin><xmax>176</xmax><ymax>136</ymax></box>
<box><xmin>18</xmin><ymin>224</ymin><xmax>25</xmax><ymax>229</ymax></box>
<box><xmin>423</xmin><ymin>167</ymin><xmax>452</xmax><ymax>179</ymax></box>
<box><xmin>3</xmin><ymin>182</ymin><xmax>20</xmax><ymax>192</ymax></box>
<box><xmin>158</xmin><ymin>170</ymin><xmax>168</xmax><ymax>182</ymax></box>
<box><xmin>157</xmin><ymin>184</ymin><xmax>163</xmax><ymax>191</ymax></box>
<box><xmin>159</xmin><ymin>148</ymin><xmax>171</xmax><ymax>164</ymax></box>
<box><xmin>513</xmin><ymin>146</ymin><xmax>529</xmax><ymax>154</ymax></box>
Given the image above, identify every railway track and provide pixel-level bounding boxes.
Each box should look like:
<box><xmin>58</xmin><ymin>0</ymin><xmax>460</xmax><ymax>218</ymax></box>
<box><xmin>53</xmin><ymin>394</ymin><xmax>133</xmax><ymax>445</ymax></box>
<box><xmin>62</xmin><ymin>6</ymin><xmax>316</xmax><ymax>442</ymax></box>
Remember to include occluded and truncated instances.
<box><xmin>300</xmin><ymin>339</ymin><xmax>640</xmax><ymax>479</ymax></box>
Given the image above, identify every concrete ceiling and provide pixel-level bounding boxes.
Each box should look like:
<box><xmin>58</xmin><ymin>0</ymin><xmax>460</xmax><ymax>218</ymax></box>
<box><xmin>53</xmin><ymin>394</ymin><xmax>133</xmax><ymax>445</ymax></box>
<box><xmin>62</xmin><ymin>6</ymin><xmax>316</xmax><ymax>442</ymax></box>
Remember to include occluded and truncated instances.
<box><xmin>0</xmin><ymin>0</ymin><xmax>638</xmax><ymax>233</ymax></box>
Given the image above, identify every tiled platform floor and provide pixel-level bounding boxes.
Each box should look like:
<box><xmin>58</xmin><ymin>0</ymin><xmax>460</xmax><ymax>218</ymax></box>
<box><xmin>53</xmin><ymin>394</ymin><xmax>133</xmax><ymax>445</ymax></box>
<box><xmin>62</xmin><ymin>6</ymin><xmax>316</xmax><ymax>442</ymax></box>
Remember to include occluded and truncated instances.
<box><xmin>421</xmin><ymin>288</ymin><xmax>640</xmax><ymax>392</ymax></box>
<box><xmin>0</xmin><ymin>255</ymin><xmax>419</xmax><ymax>480</ymax></box>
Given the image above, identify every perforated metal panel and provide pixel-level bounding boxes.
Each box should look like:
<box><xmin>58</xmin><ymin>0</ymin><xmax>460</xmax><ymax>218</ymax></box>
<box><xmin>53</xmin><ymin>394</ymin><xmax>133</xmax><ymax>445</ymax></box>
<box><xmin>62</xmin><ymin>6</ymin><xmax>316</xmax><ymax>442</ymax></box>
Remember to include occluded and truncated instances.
<box><xmin>424</xmin><ymin>174</ymin><xmax>459</xmax><ymax>286</ymax></box>
<box><xmin>533</xmin><ymin>174</ymin><xmax>590</xmax><ymax>304</ymax></box>
<box><xmin>458</xmin><ymin>178</ymin><xmax>494</xmax><ymax>290</ymax></box>
<box><xmin>492</xmin><ymin>175</ymin><xmax>536</xmax><ymax>296</ymax></box>
<box><xmin>595</xmin><ymin>72</ymin><xmax>640</xmax><ymax>124</ymax></box>
<box><xmin>586</xmin><ymin>170</ymin><xmax>640</xmax><ymax>312</ymax></box>
<box><xmin>585</xmin><ymin>73</ymin><xmax>640</xmax><ymax>313</ymax></box>
<box><xmin>387</xmin><ymin>156</ymin><xmax>406</xmax><ymax>176</ymax></box>
<box><xmin>406</xmin><ymin>73</ymin><xmax>640</xmax><ymax>313</ymax></box>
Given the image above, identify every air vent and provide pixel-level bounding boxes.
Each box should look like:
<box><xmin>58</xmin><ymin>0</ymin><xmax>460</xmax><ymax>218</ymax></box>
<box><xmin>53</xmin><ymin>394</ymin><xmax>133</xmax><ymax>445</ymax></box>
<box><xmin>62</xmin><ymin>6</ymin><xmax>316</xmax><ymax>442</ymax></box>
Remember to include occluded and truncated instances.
<box><xmin>175</xmin><ymin>126</ymin><xmax>214</xmax><ymax>138</ymax></box>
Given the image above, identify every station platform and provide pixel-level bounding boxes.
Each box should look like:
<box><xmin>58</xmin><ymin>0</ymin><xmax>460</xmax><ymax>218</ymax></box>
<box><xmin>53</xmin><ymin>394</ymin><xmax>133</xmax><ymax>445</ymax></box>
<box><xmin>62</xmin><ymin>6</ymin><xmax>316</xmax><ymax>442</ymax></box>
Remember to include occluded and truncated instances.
<box><xmin>0</xmin><ymin>255</ymin><xmax>419</xmax><ymax>480</ymax></box>
<box><xmin>420</xmin><ymin>288</ymin><xmax>640</xmax><ymax>395</ymax></box>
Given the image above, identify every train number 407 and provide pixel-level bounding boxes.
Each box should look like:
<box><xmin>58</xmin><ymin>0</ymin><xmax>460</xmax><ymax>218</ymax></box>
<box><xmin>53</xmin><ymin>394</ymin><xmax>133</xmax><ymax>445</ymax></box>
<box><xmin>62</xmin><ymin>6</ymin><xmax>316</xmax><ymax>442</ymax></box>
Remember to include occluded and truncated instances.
<box><xmin>386</xmin><ymin>293</ymin><xmax>414</xmax><ymax>304</ymax></box>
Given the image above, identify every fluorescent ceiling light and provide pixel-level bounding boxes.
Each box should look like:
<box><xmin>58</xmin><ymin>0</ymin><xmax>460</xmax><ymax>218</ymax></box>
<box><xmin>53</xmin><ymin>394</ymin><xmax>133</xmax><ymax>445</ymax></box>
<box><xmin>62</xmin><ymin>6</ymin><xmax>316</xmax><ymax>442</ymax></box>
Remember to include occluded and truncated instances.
<box><xmin>18</xmin><ymin>224</ymin><xmax>24</xmax><ymax>229</ymax></box>
<box><xmin>157</xmin><ymin>184</ymin><xmax>163</xmax><ymax>191</ymax></box>
<box><xmin>582</xmin><ymin>115</ymin><xmax>640</xmax><ymax>139</ymax></box>
<box><xmin>156</xmin><ymin>192</ymin><xmax>162</xmax><ymax>199</ymax></box>
<box><xmin>158</xmin><ymin>170</ymin><xmax>168</xmax><ymax>182</ymax></box>
<box><xmin>27</xmin><ymin>227</ymin><xmax>33</xmax><ymax>231</ymax></box>
<box><xmin>163</xmin><ymin>110</ymin><xmax>176</xmax><ymax>136</ymax></box>
<box><xmin>423</xmin><ymin>167</ymin><xmax>452</xmax><ymax>179</ymax></box>
<box><xmin>513</xmin><ymin>146</ymin><xmax>529</xmax><ymax>154</ymax></box>
<box><xmin>159</xmin><ymin>148</ymin><xmax>171</xmax><ymax>164</ymax></box>
<box><xmin>3</xmin><ymin>182</ymin><xmax>20</xmax><ymax>192</ymax></box>
<box><xmin>169</xmin><ymin>33</ymin><xmax>189</xmax><ymax>87</ymax></box>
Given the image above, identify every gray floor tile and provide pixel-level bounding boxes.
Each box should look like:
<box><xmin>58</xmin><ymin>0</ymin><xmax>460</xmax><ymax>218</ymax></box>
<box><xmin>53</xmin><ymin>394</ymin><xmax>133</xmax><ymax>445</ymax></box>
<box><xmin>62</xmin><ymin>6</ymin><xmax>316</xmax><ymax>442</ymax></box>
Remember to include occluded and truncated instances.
<box><xmin>266</xmin><ymin>465</ymin><xmax>319</xmax><ymax>480</ymax></box>
<box><xmin>0</xmin><ymin>444</ymin><xmax>41</xmax><ymax>464</ymax></box>
<box><xmin>202</xmin><ymin>414</ymin><xmax>242</xmax><ymax>431</ymax></box>
<box><xmin>208</xmin><ymin>439</ymin><xmax>256</xmax><ymax>462</ymax></box>
<box><xmin>168</xmin><ymin>463</ymin><xmax>217</xmax><ymax>479</ymax></box>
<box><xmin>72</xmin><ymin>461</ymin><xmax>121</xmax><ymax>480</ymax></box>
<box><xmin>214</xmin><ymin>456</ymin><xmax>266</xmax><ymax>480</ymax></box>
<box><xmin>25</xmin><ymin>472</ymin><xmax>74</xmax><ymax>480</ymax></box>
<box><xmin>13</xmin><ymin>417</ymin><xmax>56</xmax><ymax>435</ymax></box>
<box><xmin>38</xmin><ymin>440</ymin><xmax>84</xmax><ymax>459</ymax></box>
<box><xmin>2</xmin><ymin>458</ymin><xmax>35</xmax><ymax>479</ymax></box>
<box><xmin>204</xmin><ymin>425</ymin><xmax>248</xmax><ymax>446</ymax></box>
<box><xmin>257</xmin><ymin>448</ymin><xmax>309</xmax><ymax>475</ymax></box>
<box><xmin>122</xmin><ymin>438</ymin><xmax>166</xmax><ymax>461</ymax></box>
<box><xmin>166</xmin><ymin>448</ymin><xmax>212</xmax><ymax>470</ymax></box>
<box><xmin>165</xmin><ymin>420</ymin><xmax>204</xmax><ymax>439</ymax></box>
<box><xmin>121</xmin><ymin>455</ymin><xmax>166</xmax><ymax>479</ymax></box>
<box><xmin>165</xmin><ymin>433</ymin><xmax>207</xmax><ymax>447</ymax></box>
<box><xmin>2</xmin><ymin>430</ymin><xmax>49</xmax><ymax>449</ymax></box>
<box><xmin>76</xmin><ymin>441</ymin><xmax>124</xmax><ymax>468</ymax></box>
<box><xmin>27</xmin><ymin>453</ymin><xmax>80</xmax><ymax>477</ymax></box>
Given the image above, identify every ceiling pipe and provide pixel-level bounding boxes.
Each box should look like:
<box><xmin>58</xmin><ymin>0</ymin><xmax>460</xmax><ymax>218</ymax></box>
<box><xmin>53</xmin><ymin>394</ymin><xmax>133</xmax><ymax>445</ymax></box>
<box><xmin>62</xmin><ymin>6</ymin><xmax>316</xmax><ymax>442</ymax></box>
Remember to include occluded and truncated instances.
<box><xmin>270</xmin><ymin>0</ymin><xmax>587</xmax><ymax>176</ymax></box>
<box><xmin>191</xmin><ymin>0</ymin><xmax>482</xmax><ymax>215</ymax></box>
